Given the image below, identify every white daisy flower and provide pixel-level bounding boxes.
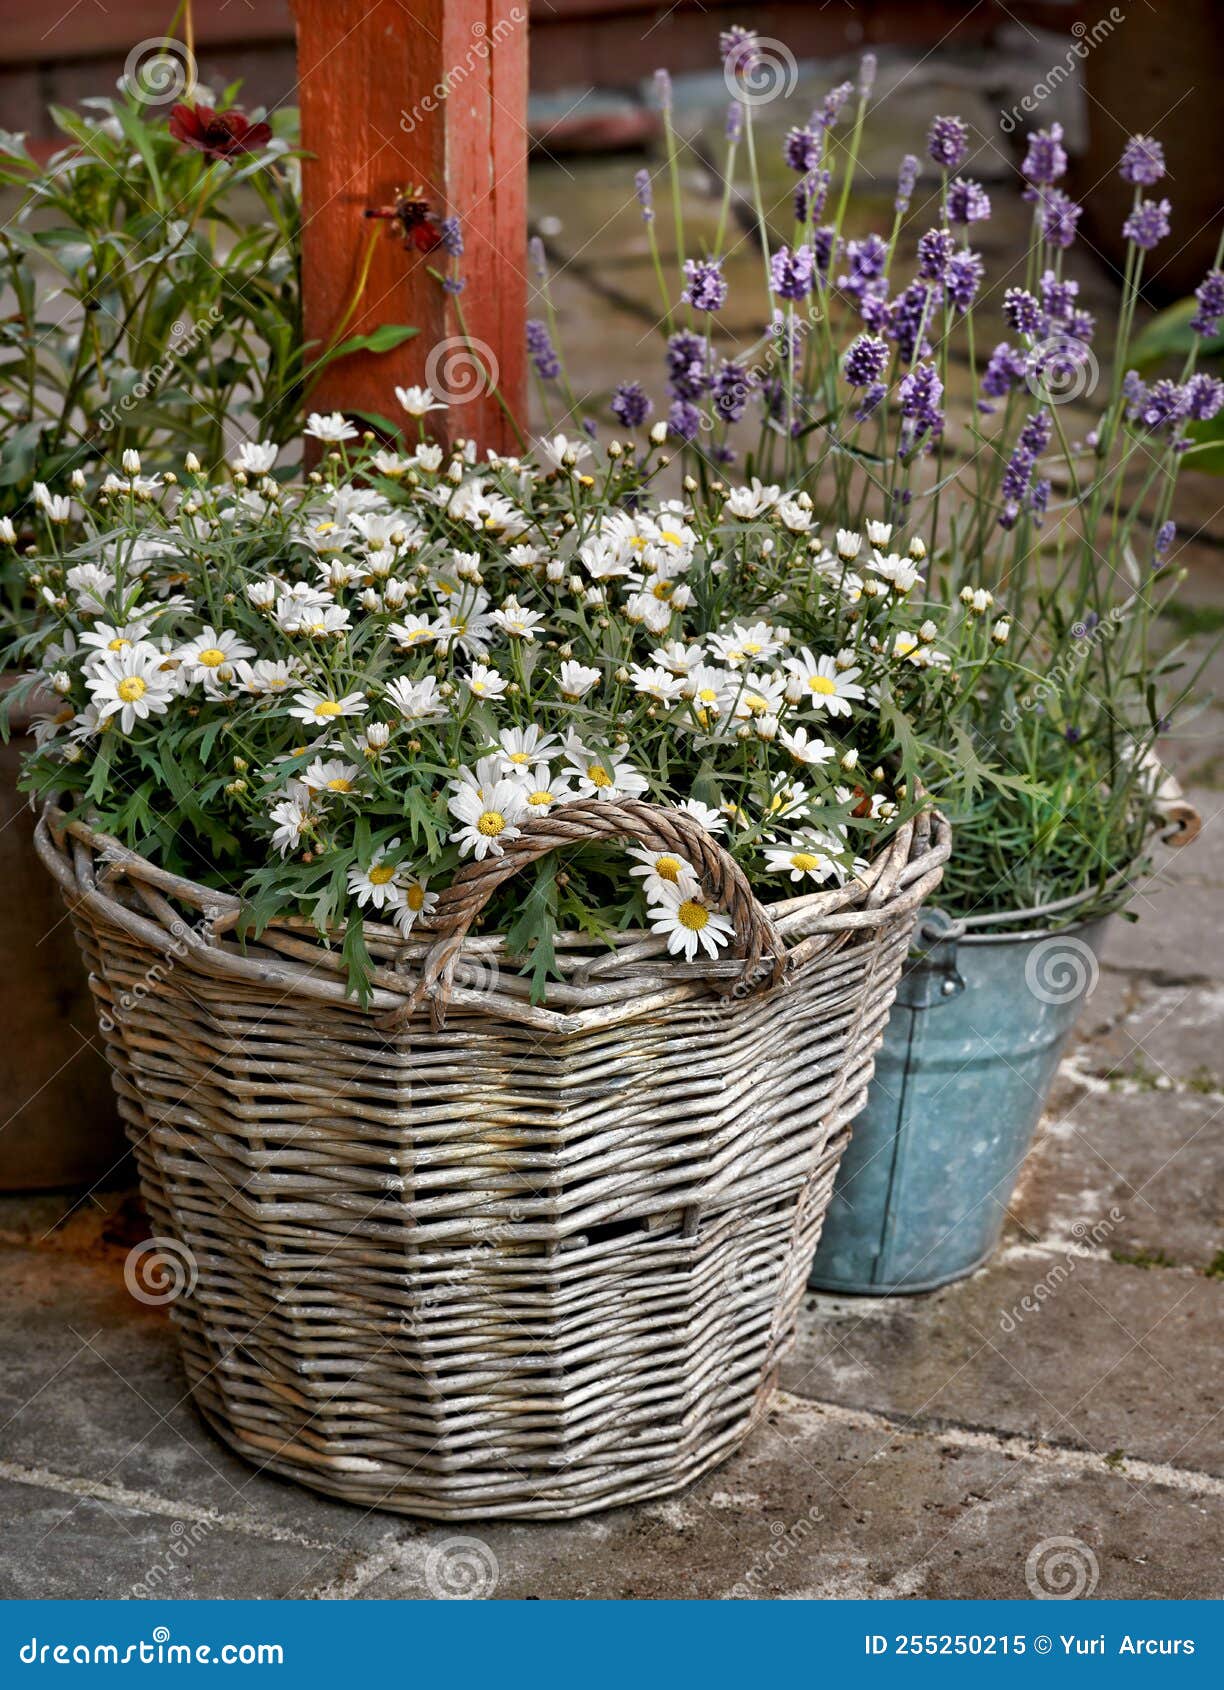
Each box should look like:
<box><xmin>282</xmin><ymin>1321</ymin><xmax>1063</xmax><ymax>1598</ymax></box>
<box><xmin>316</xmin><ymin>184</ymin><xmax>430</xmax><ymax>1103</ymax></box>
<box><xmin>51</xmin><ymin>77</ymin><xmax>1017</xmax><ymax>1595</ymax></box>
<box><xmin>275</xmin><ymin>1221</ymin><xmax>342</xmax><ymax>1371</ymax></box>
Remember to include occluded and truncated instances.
<box><xmin>395</xmin><ymin>385</ymin><xmax>447</xmax><ymax>417</ymax></box>
<box><xmin>514</xmin><ymin>764</ymin><xmax>577</xmax><ymax>812</ymax></box>
<box><xmin>780</xmin><ymin>724</ymin><xmax>836</xmax><ymax>767</ymax></box>
<box><xmin>783</xmin><ymin>648</ymin><xmax>866</xmax><ymax>717</ymax></box>
<box><xmin>628</xmin><ymin>664</ymin><xmax>687</xmax><ymax>704</ymax></box>
<box><xmin>627</xmin><ymin>845</ymin><xmax>697</xmax><ymax>902</ymax></box>
<box><xmin>269</xmin><ymin>781</ymin><xmax>316</xmax><ymax>856</ymax></box>
<box><xmin>647</xmin><ymin>879</ymin><xmax>735</xmax><ymax>962</ymax></box>
<box><xmin>708</xmin><ymin>621</ymin><xmax>785</xmax><ymax>667</ymax></box>
<box><xmin>869</xmin><ymin>551</ymin><xmax>923</xmax><ymax>593</ymax></box>
<box><xmin>348</xmin><ymin>839</ymin><xmax>407</xmax><ymax>910</ymax></box>
<box><xmin>536</xmin><ymin>433</ymin><xmax>592</xmax><ymax>472</ymax></box>
<box><xmin>723</xmin><ymin>478</ymin><xmax>781</xmax><ymax>519</ymax></box>
<box><xmin>564</xmin><ymin>746</ymin><xmax>649</xmax><ymax>802</ymax></box>
<box><xmin>233</xmin><ymin>441</ymin><xmax>278</xmax><ymax>475</ymax></box>
<box><xmin>288</xmin><ymin>689</ymin><xmax>367</xmax><ymax>729</ymax></box>
<box><xmin>496</xmin><ymin>725</ymin><xmax>559</xmax><ymax>770</ymax></box>
<box><xmin>393</xmin><ymin>877</ymin><xmax>438</xmax><ymax>937</ymax></box>
<box><xmin>730</xmin><ymin>670</ymin><xmax>786</xmax><ymax>720</ymax></box>
<box><xmin>86</xmin><ymin>643</ymin><xmax>176</xmax><ymax>733</ymax></box>
<box><xmin>676</xmin><ymin>797</ymin><xmax>727</xmax><ymax>835</ymax></box>
<box><xmin>385</xmin><ymin>675</ymin><xmax>447</xmax><ymax>721</ymax></box>
<box><xmin>176</xmin><ymin>625</ymin><xmax>256</xmax><ymax>682</ymax></box>
<box><xmin>866</xmin><ymin>520</ymin><xmax>893</xmax><ymax>546</ymax></box>
<box><xmin>464</xmin><ymin>663</ymin><xmax>508</xmax><ymax>701</ymax></box>
<box><xmin>764</xmin><ymin>839</ymin><xmax>842</xmax><ymax>884</ymax></box>
<box><xmin>490</xmin><ymin>597</ymin><xmax>545</xmax><ymax>641</ymax></box>
<box><xmin>238</xmin><ymin>659</ymin><xmax>300</xmax><ymax>695</ymax></box>
<box><xmin>304</xmin><ymin>411</ymin><xmax>359</xmax><ymax>443</ymax></box>
<box><xmin>303</xmin><ymin>758</ymin><xmax>362</xmax><ymax>794</ymax></box>
<box><xmin>448</xmin><ymin>778</ymin><xmax>527</xmax><ymax>860</ymax></box>
<box><xmin>388</xmin><ymin>613</ymin><xmax>445</xmax><ymax>651</ymax></box>
<box><xmin>558</xmin><ymin>660</ymin><xmax>600</xmax><ymax>700</ymax></box>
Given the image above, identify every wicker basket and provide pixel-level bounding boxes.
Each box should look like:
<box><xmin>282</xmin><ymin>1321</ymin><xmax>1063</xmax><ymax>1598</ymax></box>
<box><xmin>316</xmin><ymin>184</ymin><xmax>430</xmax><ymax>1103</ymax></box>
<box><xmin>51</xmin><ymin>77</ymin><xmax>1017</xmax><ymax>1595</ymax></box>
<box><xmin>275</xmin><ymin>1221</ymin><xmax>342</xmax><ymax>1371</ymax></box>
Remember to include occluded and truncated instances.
<box><xmin>36</xmin><ymin>797</ymin><xmax>949</xmax><ymax>1520</ymax></box>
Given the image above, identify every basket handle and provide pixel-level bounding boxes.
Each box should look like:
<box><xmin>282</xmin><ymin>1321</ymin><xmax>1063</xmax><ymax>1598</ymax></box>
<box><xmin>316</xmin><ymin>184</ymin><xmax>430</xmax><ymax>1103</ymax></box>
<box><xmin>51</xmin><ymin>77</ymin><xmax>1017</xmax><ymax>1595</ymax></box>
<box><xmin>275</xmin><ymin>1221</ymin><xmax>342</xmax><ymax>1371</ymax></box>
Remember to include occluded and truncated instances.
<box><xmin>381</xmin><ymin>796</ymin><xmax>788</xmax><ymax>1030</ymax></box>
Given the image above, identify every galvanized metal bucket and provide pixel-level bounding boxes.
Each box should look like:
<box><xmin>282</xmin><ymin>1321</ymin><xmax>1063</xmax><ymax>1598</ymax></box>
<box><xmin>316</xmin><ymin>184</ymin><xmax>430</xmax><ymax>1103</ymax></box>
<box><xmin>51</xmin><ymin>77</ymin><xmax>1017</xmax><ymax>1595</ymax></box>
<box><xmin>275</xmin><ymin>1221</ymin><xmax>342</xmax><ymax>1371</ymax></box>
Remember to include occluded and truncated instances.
<box><xmin>808</xmin><ymin>905</ymin><xmax>1110</xmax><ymax>1294</ymax></box>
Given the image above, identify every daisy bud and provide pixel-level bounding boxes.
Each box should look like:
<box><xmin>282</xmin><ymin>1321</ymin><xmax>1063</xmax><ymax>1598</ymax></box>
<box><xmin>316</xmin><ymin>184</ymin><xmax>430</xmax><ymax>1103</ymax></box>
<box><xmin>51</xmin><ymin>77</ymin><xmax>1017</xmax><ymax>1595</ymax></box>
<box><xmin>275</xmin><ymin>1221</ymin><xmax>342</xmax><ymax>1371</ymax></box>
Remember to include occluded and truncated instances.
<box><xmin>225</xmin><ymin>780</ymin><xmax>247</xmax><ymax>797</ymax></box>
<box><xmin>607</xmin><ymin>441</ymin><xmax>623</xmax><ymax>458</ymax></box>
<box><xmin>684</xmin><ymin>475</ymin><xmax>698</xmax><ymax>493</ymax></box>
<box><xmin>365</xmin><ymin>722</ymin><xmax>391</xmax><ymax>751</ymax></box>
<box><xmin>650</xmin><ymin>421</ymin><xmax>668</xmax><ymax>445</ymax></box>
<box><xmin>991</xmin><ymin>617</ymin><xmax>1011</xmax><ymax>644</ymax></box>
<box><xmin>873</xmin><ymin>766</ymin><xmax>885</xmax><ymax>781</ymax></box>
<box><xmin>164</xmin><ymin>472</ymin><xmax>177</xmax><ymax>485</ymax></box>
<box><xmin>908</xmin><ymin>536</ymin><xmax>927</xmax><ymax>561</ymax></box>
<box><xmin>614</xmin><ymin>667</ymin><xmax>630</xmax><ymax>683</ymax></box>
<box><xmin>836</xmin><ymin>528</ymin><xmax>862</xmax><ymax>561</ymax></box>
<box><xmin>840</xmin><ymin>749</ymin><xmax>859</xmax><ymax>771</ymax></box>
<box><xmin>70</xmin><ymin>469</ymin><xmax>86</xmax><ymax>492</ymax></box>
<box><xmin>185</xmin><ymin>452</ymin><xmax>202</xmax><ymax>474</ymax></box>
<box><xmin>919</xmin><ymin>619</ymin><xmax>938</xmax><ymax>643</ymax></box>
<box><xmin>50</xmin><ymin>670</ymin><xmax>71</xmax><ymax>695</ymax></box>
<box><xmin>0</xmin><ymin>517</ymin><xmax>14</xmax><ymax>545</ymax></box>
<box><xmin>233</xmin><ymin>470</ymin><xmax>248</xmax><ymax>487</ymax></box>
<box><xmin>233</xmin><ymin>756</ymin><xmax>248</xmax><ymax>773</ymax></box>
<box><xmin>866</xmin><ymin>519</ymin><xmax>892</xmax><ymax>546</ymax></box>
<box><xmin>755</xmin><ymin>714</ymin><xmax>780</xmax><ymax>742</ymax></box>
<box><xmin>122</xmin><ymin>449</ymin><xmax>141</xmax><ymax>474</ymax></box>
<box><xmin>62</xmin><ymin>742</ymin><xmax>83</xmax><ymax>764</ymax></box>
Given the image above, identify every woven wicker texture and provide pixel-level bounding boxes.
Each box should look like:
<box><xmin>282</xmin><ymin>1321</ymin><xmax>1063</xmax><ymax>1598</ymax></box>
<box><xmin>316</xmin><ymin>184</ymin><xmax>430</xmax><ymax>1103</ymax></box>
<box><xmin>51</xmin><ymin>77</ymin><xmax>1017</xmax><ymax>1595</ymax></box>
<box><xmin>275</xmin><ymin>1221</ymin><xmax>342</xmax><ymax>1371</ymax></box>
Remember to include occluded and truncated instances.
<box><xmin>37</xmin><ymin>799</ymin><xmax>949</xmax><ymax>1519</ymax></box>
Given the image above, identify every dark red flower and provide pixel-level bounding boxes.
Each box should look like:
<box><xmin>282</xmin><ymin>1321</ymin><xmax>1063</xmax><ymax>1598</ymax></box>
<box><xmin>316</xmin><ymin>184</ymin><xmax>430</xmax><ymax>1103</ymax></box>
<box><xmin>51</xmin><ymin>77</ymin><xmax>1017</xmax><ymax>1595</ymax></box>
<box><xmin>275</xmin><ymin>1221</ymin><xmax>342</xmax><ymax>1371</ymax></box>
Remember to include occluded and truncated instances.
<box><xmin>364</xmin><ymin>189</ymin><xmax>442</xmax><ymax>254</ymax></box>
<box><xmin>168</xmin><ymin>102</ymin><xmax>273</xmax><ymax>163</ymax></box>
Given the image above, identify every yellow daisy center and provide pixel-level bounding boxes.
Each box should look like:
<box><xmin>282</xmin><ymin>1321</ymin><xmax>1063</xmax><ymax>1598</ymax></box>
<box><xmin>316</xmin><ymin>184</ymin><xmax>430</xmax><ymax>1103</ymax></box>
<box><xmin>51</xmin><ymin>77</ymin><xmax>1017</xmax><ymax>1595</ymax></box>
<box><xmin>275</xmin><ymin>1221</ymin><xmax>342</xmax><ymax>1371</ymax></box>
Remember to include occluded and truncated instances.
<box><xmin>507</xmin><ymin>750</ymin><xmax>531</xmax><ymax>763</ymax></box>
<box><xmin>327</xmin><ymin>778</ymin><xmax>352</xmax><ymax>792</ymax></box>
<box><xmin>313</xmin><ymin>700</ymin><xmax>343</xmax><ymax>718</ymax></box>
<box><xmin>660</xmin><ymin>529</ymin><xmax>684</xmax><ymax>545</ymax></box>
<box><xmin>651</xmin><ymin>581</ymin><xmax>674</xmax><ymax>601</ymax></box>
<box><xmin>117</xmin><ymin>677</ymin><xmax>146</xmax><ymax>703</ymax></box>
<box><xmin>791</xmin><ymin>852</ymin><xmax>820</xmax><ymax>873</ymax></box>
<box><xmin>587</xmin><ymin>764</ymin><xmax>612</xmax><ymax>789</ymax></box>
<box><xmin>655</xmin><ymin>855</ymin><xmax>683</xmax><ymax>883</ymax></box>
<box><xmin>107</xmin><ymin>636</ymin><xmax>130</xmax><ymax>651</ymax></box>
<box><xmin>677</xmin><ymin>899</ymin><xmax>709</xmax><ymax>932</ymax></box>
<box><xmin>743</xmin><ymin>693</ymin><xmax>769</xmax><ymax>715</ymax></box>
<box><xmin>809</xmin><ymin>675</ymin><xmax>836</xmax><ymax>695</ymax></box>
<box><xmin>368</xmin><ymin>863</ymin><xmax>396</xmax><ymax>886</ymax></box>
<box><xmin>405</xmin><ymin>884</ymin><xmax>426</xmax><ymax>911</ymax></box>
<box><xmin>198</xmin><ymin>647</ymin><xmax>226</xmax><ymax>668</ymax></box>
<box><xmin>477</xmin><ymin>810</ymin><xmax>506</xmax><ymax>837</ymax></box>
<box><xmin>528</xmin><ymin>790</ymin><xmax>554</xmax><ymax>807</ymax></box>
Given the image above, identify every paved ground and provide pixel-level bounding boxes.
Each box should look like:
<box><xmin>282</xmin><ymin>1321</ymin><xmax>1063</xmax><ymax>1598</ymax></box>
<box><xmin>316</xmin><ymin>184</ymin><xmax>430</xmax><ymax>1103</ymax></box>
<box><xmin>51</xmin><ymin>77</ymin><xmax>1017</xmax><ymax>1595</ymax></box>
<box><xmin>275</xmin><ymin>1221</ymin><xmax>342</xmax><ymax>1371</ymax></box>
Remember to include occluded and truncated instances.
<box><xmin>1</xmin><ymin>42</ymin><xmax>1222</xmax><ymax>1602</ymax></box>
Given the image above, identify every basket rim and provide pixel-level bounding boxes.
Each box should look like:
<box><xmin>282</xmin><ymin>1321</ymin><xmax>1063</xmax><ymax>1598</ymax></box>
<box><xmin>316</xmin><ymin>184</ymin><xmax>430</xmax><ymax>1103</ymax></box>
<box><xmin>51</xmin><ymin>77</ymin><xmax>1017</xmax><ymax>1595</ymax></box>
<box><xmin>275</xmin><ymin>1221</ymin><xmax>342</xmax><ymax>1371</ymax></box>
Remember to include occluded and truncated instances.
<box><xmin>35</xmin><ymin>799</ymin><xmax>951</xmax><ymax>1033</ymax></box>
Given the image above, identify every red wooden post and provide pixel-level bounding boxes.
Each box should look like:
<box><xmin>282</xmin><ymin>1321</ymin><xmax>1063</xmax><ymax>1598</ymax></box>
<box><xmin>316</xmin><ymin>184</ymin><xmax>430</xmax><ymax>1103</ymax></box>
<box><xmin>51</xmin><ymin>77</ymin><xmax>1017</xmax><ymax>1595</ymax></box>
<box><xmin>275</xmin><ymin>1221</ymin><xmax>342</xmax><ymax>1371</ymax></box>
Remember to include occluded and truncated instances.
<box><xmin>291</xmin><ymin>0</ymin><xmax>528</xmax><ymax>453</ymax></box>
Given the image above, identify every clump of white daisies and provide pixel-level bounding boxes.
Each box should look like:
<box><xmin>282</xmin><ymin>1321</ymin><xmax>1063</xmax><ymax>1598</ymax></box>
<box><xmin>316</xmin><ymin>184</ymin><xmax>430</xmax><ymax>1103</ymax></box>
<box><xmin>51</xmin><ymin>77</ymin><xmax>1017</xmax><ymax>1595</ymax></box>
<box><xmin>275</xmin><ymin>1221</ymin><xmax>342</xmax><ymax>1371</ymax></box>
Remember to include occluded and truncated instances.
<box><xmin>11</xmin><ymin>423</ymin><xmax>1006</xmax><ymax>999</ymax></box>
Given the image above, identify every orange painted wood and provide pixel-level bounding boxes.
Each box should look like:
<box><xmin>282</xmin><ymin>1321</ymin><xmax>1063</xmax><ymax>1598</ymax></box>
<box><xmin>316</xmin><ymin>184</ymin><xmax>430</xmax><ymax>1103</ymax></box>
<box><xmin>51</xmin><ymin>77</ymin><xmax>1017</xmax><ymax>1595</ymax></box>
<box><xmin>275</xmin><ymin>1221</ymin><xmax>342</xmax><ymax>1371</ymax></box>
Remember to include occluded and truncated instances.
<box><xmin>291</xmin><ymin>0</ymin><xmax>528</xmax><ymax>453</ymax></box>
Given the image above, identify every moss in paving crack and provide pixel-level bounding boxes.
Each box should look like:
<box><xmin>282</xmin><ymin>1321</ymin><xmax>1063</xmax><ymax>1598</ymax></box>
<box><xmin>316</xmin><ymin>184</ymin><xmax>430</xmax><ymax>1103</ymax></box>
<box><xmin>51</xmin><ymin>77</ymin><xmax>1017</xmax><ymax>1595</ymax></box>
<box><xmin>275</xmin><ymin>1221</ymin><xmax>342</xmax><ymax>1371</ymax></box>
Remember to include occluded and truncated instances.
<box><xmin>1203</xmin><ymin>1250</ymin><xmax>1224</xmax><ymax>1280</ymax></box>
<box><xmin>1110</xmin><ymin>1246</ymin><xmax>1178</xmax><ymax>1269</ymax></box>
<box><xmin>1104</xmin><ymin>1448</ymin><xmax>1128</xmax><ymax>1471</ymax></box>
<box><xmin>1185</xmin><ymin>1065</ymin><xmax>1221</xmax><ymax>1095</ymax></box>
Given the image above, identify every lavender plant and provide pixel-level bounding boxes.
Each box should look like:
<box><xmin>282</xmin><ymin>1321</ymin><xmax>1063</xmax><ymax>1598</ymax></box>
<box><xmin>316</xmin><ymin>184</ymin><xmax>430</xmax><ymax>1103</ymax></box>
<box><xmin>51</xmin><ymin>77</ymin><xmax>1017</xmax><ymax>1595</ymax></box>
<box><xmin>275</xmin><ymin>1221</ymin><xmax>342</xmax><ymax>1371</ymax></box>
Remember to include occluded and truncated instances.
<box><xmin>530</xmin><ymin>28</ymin><xmax>1223</xmax><ymax>923</ymax></box>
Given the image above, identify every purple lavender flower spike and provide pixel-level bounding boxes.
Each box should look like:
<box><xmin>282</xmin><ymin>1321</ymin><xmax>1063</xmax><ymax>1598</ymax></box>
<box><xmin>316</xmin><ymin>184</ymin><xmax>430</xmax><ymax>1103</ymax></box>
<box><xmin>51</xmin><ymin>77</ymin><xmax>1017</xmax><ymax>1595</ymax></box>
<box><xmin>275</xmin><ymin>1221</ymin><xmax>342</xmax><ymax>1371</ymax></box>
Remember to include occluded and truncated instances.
<box><xmin>794</xmin><ymin>169</ymin><xmax>831</xmax><ymax>225</ymax></box>
<box><xmin>528</xmin><ymin>236</ymin><xmax>547</xmax><ymax>278</ymax></box>
<box><xmin>899</xmin><ymin>360</ymin><xmax>945</xmax><ymax>451</ymax></box>
<box><xmin>635</xmin><ymin>168</ymin><xmax>654</xmax><ymax>223</ymax></box>
<box><xmin>927</xmin><ymin>115</ymin><xmax>969</xmax><ymax>171</ymax></box>
<box><xmin>946</xmin><ymin>249</ymin><xmax>984</xmax><ymax>311</ymax></box>
<box><xmin>1022</xmin><ymin>123</ymin><xmax>1067</xmax><ymax>187</ymax></box>
<box><xmin>981</xmin><ymin>342</ymin><xmax>1026</xmax><ymax>405</ymax></box>
<box><xmin>855</xmin><ymin>380</ymin><xmax>886</xmax><ymax>423</ymax></box>
<box><xmin>999</xmin><ymin>409</ymin><xmax>1052</xmax><ymax>529</ymax></box>
<box><xmin>1028</xmin><ymin>477</ymin><xmax>1051</xmax><ymax>523</ymax></box>
<box><xmin>1184</xmin><ymin>372</ymin><xmax>1224</xmax><ymax>422</ymax></box>
<box><xmin>859</xmin><ymin>52</ymin><xmax>877</xmax><ymax>97</ymax></box>
<box><xmin>889</xmin><ymin>280</ymin><xmax>934</xmax><ymax>365</ymax></box>
<box><xmin>947</xmin><ymin>177</ymin><xmax>991</xmax><ymax>224</ymax></box>
<box><xmin>770</xmin><ymin>243</ymin><xmax>816</xmax><ymax>300</ymax></box>
<box><xmin>442</xmin><ymin>276</ymin><xmax>465</xmax><ymax>295</ymax></box>
<box><xmin>439</xmin><ymin>216</ymin><xmax>464</xmax><ymax>258</ymax></box>
<box><xmin>712</xmin><ymin>361</ymin><xmax>751</xmax><ymax>423</ymax></box>
<box><xmin>654</xmin><ymin>68</ymin><xmax>672</xmax><ymax>111</ymax></box>
<box><xmin>683</xmin><ymin>257</ymin><xmax>727</xmax><ymax>313</ymax></box>
<box><xmin>1131</xmin><ymin>378</ymin><xmax>1186</xmax><ymax>433</ymax></box>
<box><xmin>1040</xmin><ymin>270</ymin><xmax>1078</xmax><ymax>323</ymax></box>
<box><xmin>666</xmin><ymin>329</ymin><xmax>708</xmax><ymax>399</ymax></box>
<box><xmin>1003</xmin><ymin>287</ymin><xmax>1042</xmax><ymax>337</ymax></box>
<box><xmin>1123</xmin><ymin>197</ymin><xmax>1171</xmax><ymax>251</ymax></box>
<box><xmin>610</xmin><ymin>381</ymin><xmax>653</xmax><ymax>429</ymax></box>
<box><xmin>817</xmin><ymin>81</ymin><xmax>855</xmax><ymax>131</ymax></box>
<box><xmin>784</xmin><ymin>125</ymin><xmax>822</xmax><ymax>173</ymax></box>
<box><xmin>1191</xmin><ymin>269</ymin><xmax>1224</xmax><ymax>337</ymax></box>
<box><xmin>1039</xmin><ymin>188</ymin><xmax>1082</xmax><ymax>250</ymax></box>
<box><xmin>895</xmin><ymin>153</ymin><xmax>920</xmax><ymax>213</ymax></box>
<box><xmin>526</xmin><ymin>319</ymin><xmax>561</xmax><ymax>381</ymax></box>
<box><xmin>667</xmin><ymin>399</ymin><xmax>702</xmax><ymax>441</ymax></box>
<box><xmin>843</xmin><ymin>333</ymin><xmax>890</xmax><ymax>389</ymax></box>
<box><xmin>1155</xmin><ymin>520</ymin><xmax>1176</xmax><ymax>559</ymax></box>
<box><xmin>719</xmin><ymin>26</ymin><xmax>758</xmax><ymax>76</ymax></box>
<box><xmin>1119</xmin><ymin>134</ymin><xmax>1165</xmax><ymax>186</ymax></box>
<box><xmin>917</xmin><ymin>227</ymin><xmax>956</xmax><ymax>282</ymax></box>
<box><xmin>726</xmin><ymin>101</ymin><xmax>744</xmax><ymax>144</ymax></box>
<box><xmin>839</xmin><ymin>233</ymin><xmax>888</xmax><ymax>303</ymax></box>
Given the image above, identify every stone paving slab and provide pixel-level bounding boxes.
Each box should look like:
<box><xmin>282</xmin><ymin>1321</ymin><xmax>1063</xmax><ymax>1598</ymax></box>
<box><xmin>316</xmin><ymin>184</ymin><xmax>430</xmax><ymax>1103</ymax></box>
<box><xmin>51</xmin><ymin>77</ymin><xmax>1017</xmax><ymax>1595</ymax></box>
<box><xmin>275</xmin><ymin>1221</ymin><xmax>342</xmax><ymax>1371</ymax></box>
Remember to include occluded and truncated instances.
<box><xmin>783</xmin><ymin>1256</ymin><xmax>1223</xmax><ymax>1478</ymax></box>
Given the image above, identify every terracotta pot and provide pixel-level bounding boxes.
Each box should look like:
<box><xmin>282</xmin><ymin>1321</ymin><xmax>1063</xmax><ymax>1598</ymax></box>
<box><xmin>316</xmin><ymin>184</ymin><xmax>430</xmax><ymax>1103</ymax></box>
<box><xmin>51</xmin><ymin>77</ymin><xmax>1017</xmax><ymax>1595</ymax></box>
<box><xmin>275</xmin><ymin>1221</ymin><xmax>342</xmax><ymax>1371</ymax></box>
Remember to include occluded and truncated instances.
<box><xmin>0</xmin><ymin>676</ymin><xmax>127</xmax><ymax>1190</ymax></box>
